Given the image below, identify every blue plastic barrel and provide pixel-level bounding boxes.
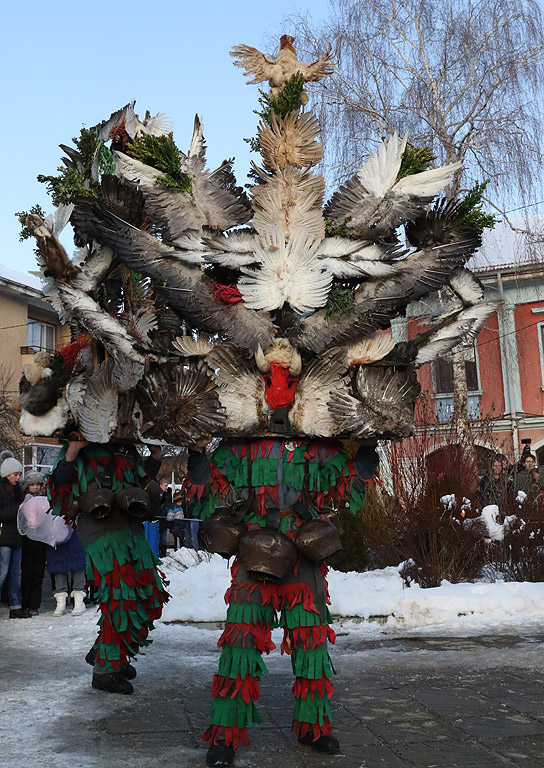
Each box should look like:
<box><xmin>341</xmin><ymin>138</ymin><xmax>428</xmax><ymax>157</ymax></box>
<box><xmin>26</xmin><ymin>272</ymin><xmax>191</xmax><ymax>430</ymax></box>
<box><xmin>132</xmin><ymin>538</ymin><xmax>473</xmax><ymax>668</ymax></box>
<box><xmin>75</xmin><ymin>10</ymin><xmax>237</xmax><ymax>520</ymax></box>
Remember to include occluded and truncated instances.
<box><xmin>144</xmin><ymin>520</ymin><xmax>160</xmax><ymax>556</ymax></box>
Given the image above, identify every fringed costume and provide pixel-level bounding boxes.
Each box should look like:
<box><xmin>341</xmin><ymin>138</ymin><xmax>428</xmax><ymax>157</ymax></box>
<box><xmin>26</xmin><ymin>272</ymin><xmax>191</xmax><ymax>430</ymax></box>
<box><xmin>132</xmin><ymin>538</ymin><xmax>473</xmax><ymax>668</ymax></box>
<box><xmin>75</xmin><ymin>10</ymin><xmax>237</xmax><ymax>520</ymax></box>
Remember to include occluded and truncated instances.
<box><xmin>186</xmin><ymin>438</ymin><xmax>378</xmax><ymax>750</ymax></box>
<box><xmin>47</xmin><ymin>443</ymin><xmax>169</xmax><ymax>678</ymax></box>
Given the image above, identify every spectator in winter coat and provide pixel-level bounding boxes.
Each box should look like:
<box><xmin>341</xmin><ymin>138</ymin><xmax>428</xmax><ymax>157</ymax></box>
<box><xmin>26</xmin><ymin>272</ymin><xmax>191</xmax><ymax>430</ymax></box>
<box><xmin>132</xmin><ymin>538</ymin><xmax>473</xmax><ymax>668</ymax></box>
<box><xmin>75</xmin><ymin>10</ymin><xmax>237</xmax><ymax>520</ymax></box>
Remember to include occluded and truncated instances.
<box><xmin>0</xmin><ymin>455</ymin><xmax>28</xmax><ymax>618</ymax></box>
<box><xmin>478</xmin><ymin>458</ymin><xmax>510</xmax><ymax>509</ymax></box>
<box><xmin>513</xmin><ymin>454</ymin><xmax>544</xmax><ymax>514</ymax></box>
<box><xmin>20</xmin><ymin>471</ymin><xmax>47</xmax><ymax>616</ymax></box>
<box><xmin>167</xmin><ymin>491</ymin><xmax>187</xmax><ymax>550</ymax></box>
<box><xmin>157</xmin><ymin>478</ymin><xmax>172</xmax><ymax>557</ymax></box>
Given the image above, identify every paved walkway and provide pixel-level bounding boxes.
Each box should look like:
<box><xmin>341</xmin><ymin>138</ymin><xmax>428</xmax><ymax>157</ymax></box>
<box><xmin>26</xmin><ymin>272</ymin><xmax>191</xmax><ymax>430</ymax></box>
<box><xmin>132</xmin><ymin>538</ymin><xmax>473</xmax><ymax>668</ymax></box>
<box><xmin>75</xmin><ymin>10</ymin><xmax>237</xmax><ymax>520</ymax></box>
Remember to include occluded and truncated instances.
<box><xmin>0</xmin><ymin>588</ymin><xmax>544</xmax><ymax>768</ymax></box>
<box><xmin>1</xmin><ymin>582</ymin><xmax>543</xmax><ymax>767</ymax></box>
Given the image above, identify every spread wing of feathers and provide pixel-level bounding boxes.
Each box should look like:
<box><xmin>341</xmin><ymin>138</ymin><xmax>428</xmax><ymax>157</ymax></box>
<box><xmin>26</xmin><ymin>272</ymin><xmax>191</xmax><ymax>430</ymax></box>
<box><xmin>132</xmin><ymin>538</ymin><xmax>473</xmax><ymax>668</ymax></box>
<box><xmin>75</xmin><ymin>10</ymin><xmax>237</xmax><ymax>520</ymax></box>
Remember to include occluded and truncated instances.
<box><xmin>70</xmin><ymin>199</ymin><xmax>276</xmax><ymax>351</ymax></box>
<box><xmin>289</xmin><ymin>349</ymin><xmax>347</xmax><ymax>436</ymax></box>
<box><xmin>202</xmin><ymin>230</ymin><xmax>258</xmax><ymax>269</ymax></box>
<box><xmin>137</xmin><ymin>361</ymin><xmax>225</xmax><ymax>444</ymax></box>
<box><xmin>116</xmin><ymin>117</ymin><xmax>251</xmax><ymax>241</ymax></box>
<box><xmin>329</xmin><ymin>367</ymin><xmax>420</xmax><ymax>439</ymax></box>
<box><xmin>172</xmin><ymin>336</ymin><xmax>215</xmax><ymax>357</ymax></box>
<box><xmin>230</xmin><ymin>43</ymin><xmax>333</xmax><ymax>87</ymax></box>
<box><xmin>206</xmin><ymin>345</ymin><xmax>271</xmax><ymax>433</ymax></box>
<box><xmin>92</xmin><ymin>100</ymin><xmax>173</xmax><ymax>143</ymax></box>
<box><xmin>414</xmin><ymin>301</ymin><xmax>500</xmax><ymax>365</ymax></box>
<box><xmin>259</xmin><ymin>111</ymin><xmax>324</xmax><ymax>172</ymax></box>
<box><xmin>345</xmin><ymin>331</ymin><xmax>396</xmax><ymax>367</ymax></box>
<box><xmin>238</xmin><ymin>226</ymin><xmax>331</xmax><ymax>313</ymax></box>
<box><xmin>65</xmin><ymin>375</ymin><xmax>87</xmax><ymax>424</ymax></box>
<box><xmin>77</xmin><ymin>360</ymin><xmax>119</xmax><ymax>443</ymax></box>
<box><xmin>290</xmin><ymin>219</ymin><xmax>482</xmax><ymax>354</ymax></box>
<box><xmin>326</xmin><ymin>133</ymin><xmax>461</xmax><ymax>238</ymax></box>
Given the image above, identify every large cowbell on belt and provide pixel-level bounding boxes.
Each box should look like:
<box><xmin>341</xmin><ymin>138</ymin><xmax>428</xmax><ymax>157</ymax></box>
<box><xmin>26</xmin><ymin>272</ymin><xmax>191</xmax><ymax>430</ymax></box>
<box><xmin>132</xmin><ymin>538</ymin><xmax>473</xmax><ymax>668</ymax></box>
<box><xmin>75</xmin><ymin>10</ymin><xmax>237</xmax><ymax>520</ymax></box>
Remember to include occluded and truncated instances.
<box><xmin>77</xmin><ymin>452</ymin><xmax>156</xmax><ymax>520</ymax></box>
<box><xmin>202</xmin><ymin>506</ymin><xmax>248</xmax><ymax>559</ymax></box>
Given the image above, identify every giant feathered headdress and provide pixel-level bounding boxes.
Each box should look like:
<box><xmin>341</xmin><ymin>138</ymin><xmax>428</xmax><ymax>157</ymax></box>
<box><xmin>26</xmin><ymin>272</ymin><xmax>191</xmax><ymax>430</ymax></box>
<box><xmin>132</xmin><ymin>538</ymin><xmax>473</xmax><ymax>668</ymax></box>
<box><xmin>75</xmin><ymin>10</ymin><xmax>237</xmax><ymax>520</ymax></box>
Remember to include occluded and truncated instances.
<box><xmin>21</xmin><ymin>40</ymin><xmax>498</xmax><ymax>444</ymax></box>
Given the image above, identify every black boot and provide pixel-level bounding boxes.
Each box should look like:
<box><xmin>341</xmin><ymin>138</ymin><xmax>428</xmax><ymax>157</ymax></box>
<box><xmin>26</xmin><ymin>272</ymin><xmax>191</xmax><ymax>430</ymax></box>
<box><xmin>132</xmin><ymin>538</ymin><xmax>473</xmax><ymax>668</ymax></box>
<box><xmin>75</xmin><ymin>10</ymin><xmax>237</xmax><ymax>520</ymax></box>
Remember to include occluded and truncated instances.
<box><xmin>9</xmin><ymin>608</ymin><xmax>31</xmax><ymax>619</ymax></box>
<box><xmin>92</xmin><ymin>670</ymin><xmax>133</xmax><ymax>695</ymax></box>
<box><xmin>120</xmin><ymin>664</ymin><xmax>137</xmax><ymax>680</ymax></box>
<box><xmin>85</xmin><ymin>648</ymin><xmax>136</xmax><ymax>679</ymax></box>
<box><xmin>206</xmin><ymin>742</ymin><xmax>235</xmax><ymax>766</ymax></box>
<box><xmin>298</xmin><ymin>732</ymin><xmax>341</xmax><ymax>754</ymax></box>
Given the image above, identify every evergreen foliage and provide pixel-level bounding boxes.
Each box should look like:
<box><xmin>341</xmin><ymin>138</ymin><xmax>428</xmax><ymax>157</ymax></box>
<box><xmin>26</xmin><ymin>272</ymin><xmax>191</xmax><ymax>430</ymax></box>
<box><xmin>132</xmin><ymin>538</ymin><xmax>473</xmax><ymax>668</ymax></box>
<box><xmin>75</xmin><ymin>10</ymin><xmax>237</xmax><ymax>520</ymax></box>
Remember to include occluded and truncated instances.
<box><xmin>246</xmin><ymin>73</ymin><xmax>306</xmax><ymax>153</ymax></box>
<box><xmin>456</xmin><ymin>180</ymin><xmax>498</xmax><ymax>231</ymax></box>
<box><xmin>37</xmin><ymin>166</ymin><xmax>101</xmax><ymax>207</ymax></box>
<box><xmin>396</xmin><ymin>146</ymin><xmax>436</xmax><ymax>180</ymax></box>
<box><xmin>15</xmin><ymin>204</ymin><xmax>46</xmax><ymax>241</ymax></box>
<box><xmin>125</xmin><ymin>133</ymin><xmax>192</xmax><ymax>193</ymax></box>
<box><xmin>325</xmin><ymin>288</ymin><xmax>355</xmax><ymax>317</ymax></box>
<box><xmin>36</xmin><ymin>127</ymin><xmax>104</xmax><ymax>206</ymax></box>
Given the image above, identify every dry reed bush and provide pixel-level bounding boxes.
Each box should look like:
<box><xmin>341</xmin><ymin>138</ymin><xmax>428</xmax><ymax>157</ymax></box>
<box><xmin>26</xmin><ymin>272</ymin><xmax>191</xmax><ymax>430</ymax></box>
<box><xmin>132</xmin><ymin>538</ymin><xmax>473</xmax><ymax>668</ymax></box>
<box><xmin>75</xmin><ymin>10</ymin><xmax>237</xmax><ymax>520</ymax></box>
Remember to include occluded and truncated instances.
<box><xmin>354</xmin><ymin>406</ymin><xmax>498</xmax><ymax>586</ymax></box>
<box><xmin>486</xmin><ymin>493</ymin><xmax>544</xmax><ymax>582</ymax></box>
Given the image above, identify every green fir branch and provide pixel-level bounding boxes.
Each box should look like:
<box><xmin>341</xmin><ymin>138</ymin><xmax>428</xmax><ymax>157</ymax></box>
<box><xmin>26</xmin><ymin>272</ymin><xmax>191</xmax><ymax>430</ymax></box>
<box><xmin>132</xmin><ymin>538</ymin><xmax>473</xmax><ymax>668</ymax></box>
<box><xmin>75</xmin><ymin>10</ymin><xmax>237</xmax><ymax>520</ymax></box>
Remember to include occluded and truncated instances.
<box><xmin>396</xmin><ymin>146</ymin><xmax>436</xmax><ymax>180</ymax></box>
<box><xmin>37</xmin><ymin>167</ymin><xmax>101</xmax><ymax>207</ymax></box>
<box><xmin>245</xmin><ymin>73</ymin><xmax>306</xmax><ymax>153</ymax></box>
<box><xmin>15</xmin><ymin>204</ymin><xmax>46</xmax><ymax>242</ymax></box>
<box><xmin>456</xmin><ymin>181</ymin><xmax>498</xmax><ymax>231</ymax></box>
<box><xmin>325</xmin><ymin>288</ymin><xmax>355</xmax><ymax>317</ymax></box>
<box><xmin>125</xmin><ymin>133</ymin><xmax>193</xmax><ymax>193</ymax></box>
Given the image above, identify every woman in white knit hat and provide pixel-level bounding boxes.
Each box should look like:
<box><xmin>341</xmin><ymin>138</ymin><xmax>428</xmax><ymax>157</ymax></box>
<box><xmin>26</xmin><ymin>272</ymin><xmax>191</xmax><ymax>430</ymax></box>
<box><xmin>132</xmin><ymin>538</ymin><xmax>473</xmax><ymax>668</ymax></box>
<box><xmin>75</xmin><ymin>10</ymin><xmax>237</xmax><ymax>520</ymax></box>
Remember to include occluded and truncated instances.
<box><xmin>0</xmin><ymin>452</ymin><xmax>29</xmax><ymax>618</ymax></box>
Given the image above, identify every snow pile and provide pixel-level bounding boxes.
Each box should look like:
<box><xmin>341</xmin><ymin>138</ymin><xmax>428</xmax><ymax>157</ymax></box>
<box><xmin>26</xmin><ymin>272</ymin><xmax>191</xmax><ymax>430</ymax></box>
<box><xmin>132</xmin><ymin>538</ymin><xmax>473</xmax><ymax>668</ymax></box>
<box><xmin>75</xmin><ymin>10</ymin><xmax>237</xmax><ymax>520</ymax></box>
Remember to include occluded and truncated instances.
<box><xmin>160</xmin><ymin>551</ymin><xmax>544</xmax><ymax>636</ymax></box>
<box><xmin>161</xmin><ymin>549</ymin><xmax>232</xmax><ymax>623</ymax></box>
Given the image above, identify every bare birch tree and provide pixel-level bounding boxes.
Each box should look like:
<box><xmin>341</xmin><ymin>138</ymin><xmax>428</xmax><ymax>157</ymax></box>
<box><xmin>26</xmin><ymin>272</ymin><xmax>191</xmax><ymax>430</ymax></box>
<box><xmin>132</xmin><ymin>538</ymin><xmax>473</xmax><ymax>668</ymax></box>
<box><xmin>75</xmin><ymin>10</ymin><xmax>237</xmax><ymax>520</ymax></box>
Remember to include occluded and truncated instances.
<box><xmin>278</xmin><ymin>0</ymin><xmax>544</xmax><ymax>438</ymax></box>
<box><xmin>284</xmin><ymin>0</ymin><xmax>544</xmax><ymax>213</ymax></box>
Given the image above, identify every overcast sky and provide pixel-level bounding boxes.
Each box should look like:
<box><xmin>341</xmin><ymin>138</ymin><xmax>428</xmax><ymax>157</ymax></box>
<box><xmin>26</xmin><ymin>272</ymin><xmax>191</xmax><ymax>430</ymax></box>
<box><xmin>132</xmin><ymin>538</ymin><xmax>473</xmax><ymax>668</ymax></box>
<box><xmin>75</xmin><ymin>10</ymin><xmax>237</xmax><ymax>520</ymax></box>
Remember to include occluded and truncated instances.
<box><xmin>1</xmin><ymin>0</ymin><xmax>330</xmax><ymax>276</ymax></box>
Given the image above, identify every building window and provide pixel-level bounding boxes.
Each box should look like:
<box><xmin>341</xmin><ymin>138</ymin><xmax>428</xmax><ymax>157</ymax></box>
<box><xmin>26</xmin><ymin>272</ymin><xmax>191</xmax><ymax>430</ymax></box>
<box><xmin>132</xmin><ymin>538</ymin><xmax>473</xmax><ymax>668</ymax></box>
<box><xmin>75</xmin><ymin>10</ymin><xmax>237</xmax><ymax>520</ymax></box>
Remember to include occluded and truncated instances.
<box><xmin>433</xmin><ymin>344</ymin><xmax>480</xmax><ymax>421</ymax></box>
<box><xmin>27</xmin><ymin>319</ymin><xmax>56</xmax><ymax>352</ymax></box>
<box><xmin>23</xmin><ymin>444</ymin><xmax>61</xmax><ymax>475</ymax></box>
<box><xmin>538</xmin><ymin>322</ymin><xmax>544</xmax><ymax>388</ymax></box>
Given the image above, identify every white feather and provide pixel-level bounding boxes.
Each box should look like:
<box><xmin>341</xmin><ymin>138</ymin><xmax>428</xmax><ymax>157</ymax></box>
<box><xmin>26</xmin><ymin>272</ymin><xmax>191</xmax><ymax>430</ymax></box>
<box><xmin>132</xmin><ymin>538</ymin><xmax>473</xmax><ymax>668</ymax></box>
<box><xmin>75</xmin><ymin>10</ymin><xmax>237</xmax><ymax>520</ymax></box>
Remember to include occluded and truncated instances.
<box><xmin>357</xmin><ymin>132</ymin><xmax>408</xmax><ymax>198</ymax></box>
<box><xmin>20</xmin><ymin>401</ymin><xmax>70</xmax><ymax>437</ymax></box>
<box><xmin>238</xmin><ymin>226</ymin><xmax>331</xmax><ymax>313</ymax></box>
<box><xmin>114</xmin><ymin>151</ymin><xmax>165</xmax><ymax>186</ymax></box>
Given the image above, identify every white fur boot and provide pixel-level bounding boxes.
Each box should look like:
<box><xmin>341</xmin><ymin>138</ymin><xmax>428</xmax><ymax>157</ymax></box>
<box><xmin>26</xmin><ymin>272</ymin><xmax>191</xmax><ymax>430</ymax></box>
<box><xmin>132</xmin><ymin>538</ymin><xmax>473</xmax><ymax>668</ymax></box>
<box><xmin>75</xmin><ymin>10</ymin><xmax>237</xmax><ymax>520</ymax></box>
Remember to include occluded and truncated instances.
<box><xmin>71</xmin><ymin>590</ymin><xmax>87</xmax><ymax>616</ymax></box>
<box><xmin>53</xmin><ymin>592</ymin><xmax>68</xmax><ymax>617</ymax></box>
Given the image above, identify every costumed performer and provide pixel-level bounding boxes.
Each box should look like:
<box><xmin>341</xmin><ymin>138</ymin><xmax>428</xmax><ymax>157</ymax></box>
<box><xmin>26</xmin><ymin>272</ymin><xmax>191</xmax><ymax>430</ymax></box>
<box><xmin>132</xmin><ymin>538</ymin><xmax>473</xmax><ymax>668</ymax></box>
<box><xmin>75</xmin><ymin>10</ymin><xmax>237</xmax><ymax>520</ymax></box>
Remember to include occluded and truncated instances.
<box><xmin>185</xmin><ymin>435</ymin><xmax>379</xmax><ymax>766</ymax></box>
<box><xmin>47</xmin><ymin>437</ymin><xmax>170</xmax><ymax>694</ymax></box>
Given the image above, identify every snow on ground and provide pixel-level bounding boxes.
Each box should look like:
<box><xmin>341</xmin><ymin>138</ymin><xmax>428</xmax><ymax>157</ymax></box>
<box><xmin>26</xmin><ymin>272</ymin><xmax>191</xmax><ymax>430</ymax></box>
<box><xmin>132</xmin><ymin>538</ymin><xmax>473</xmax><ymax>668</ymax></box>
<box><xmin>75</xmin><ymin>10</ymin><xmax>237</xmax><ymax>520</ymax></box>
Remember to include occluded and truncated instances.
<box><xmin>1</xmin><ymin>550</ymin><xmax>544</xmax><ymax>767</ymax></box>
<box><xmin>161</xmin><ymin>549</ymin><xmax>544</xmax><ymax>637</ymax></box>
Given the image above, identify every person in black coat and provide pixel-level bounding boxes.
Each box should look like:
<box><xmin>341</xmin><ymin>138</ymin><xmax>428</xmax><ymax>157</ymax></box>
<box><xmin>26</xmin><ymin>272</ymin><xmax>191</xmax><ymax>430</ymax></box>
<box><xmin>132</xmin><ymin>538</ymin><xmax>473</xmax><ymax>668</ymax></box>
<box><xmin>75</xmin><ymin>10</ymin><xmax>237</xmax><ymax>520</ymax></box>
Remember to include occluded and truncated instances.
<box><xmin>0</xmin><ymin>456</ymin><xmax>29</xmax><ymax>619</ymax></box>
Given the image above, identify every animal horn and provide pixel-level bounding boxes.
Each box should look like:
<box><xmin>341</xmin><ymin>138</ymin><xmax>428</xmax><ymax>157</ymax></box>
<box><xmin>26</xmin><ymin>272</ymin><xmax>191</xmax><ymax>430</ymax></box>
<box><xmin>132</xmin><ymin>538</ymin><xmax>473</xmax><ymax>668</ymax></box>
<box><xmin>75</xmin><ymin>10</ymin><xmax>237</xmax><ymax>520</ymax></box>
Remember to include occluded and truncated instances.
<box><xmin>255</xmin><ymin>344</ymin><xmax>270</xmax><ymax>373</ymax></box>
<box><xmin>289</xmin><ymin>349</ymin><xmax>302</xmax><ymax>376</ymax></box>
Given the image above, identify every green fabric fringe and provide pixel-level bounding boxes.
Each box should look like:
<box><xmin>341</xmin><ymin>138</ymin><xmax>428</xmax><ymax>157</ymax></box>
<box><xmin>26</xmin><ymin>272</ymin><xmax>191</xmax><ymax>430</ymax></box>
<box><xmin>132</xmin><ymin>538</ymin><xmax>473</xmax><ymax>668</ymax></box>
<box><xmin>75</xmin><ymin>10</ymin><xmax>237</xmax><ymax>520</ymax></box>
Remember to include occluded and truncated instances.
<box><xmin>280</xmin><ymin>604</ymin><xmax>332</xmax><ymax>630</ymax></box>
<box><xmin>86</xmin><ymin>528</ymin><xmax>160</xmax><ymax>575</ymax></box>
<box><xmin>210</xmin><ymin>696</ymin><xmax>262</xmax><ymax>728</ymax></box>
<box><xmin>292</xmin><ymin>693</ymin><xmax>332</xmax><ymax>726</ymax></box>
<box><xmin>217</xmin><ymin>646</ymin><xmax>269</xmax><ymax>680</ymax></box>
<box><xmin>226</xmin><ymin>602</ymin><xmax>277</xmax><ymax>628</ymax></box>
<box><xmin>291</xmin><ymin>646</ymin><xmax>332</xmax><ymax>680</ymax></box>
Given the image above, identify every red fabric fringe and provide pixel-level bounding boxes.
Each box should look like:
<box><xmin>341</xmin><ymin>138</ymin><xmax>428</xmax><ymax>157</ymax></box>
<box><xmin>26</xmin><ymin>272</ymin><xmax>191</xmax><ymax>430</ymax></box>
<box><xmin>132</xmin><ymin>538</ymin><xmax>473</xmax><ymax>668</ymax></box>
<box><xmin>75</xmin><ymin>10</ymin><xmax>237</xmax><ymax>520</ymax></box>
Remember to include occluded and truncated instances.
<box><xmin>292</xmin><ymin>717</ymin><xmax>333</xmax><ymax>741</ymax></box>
<box><xmin>202</xmin><ymin>724</ymin><xmax>250</xmax><ymax>749</ymax></box>
<box><xmin>219</xmin><ymin>622</ymin><xmax>276</xmax><ymax>654</ymax></box>
<box><xmin>211</xmin><ymin>674</ymin><xmax>260</xmax><ymax>704</ymax></box>
<box><xmin>90</xmin><ymin>557</ymin><xmax>169</xmax><ymax>670</ymax></box>
<box><xmin>281</xmin><ymin>625</ymin><xmax>336</xmax><ymax>653</ymax></box>
<box><xmin>292</xmin><ymin>675</ymin><xmax>334</xmax><ymax>701</ymax></box>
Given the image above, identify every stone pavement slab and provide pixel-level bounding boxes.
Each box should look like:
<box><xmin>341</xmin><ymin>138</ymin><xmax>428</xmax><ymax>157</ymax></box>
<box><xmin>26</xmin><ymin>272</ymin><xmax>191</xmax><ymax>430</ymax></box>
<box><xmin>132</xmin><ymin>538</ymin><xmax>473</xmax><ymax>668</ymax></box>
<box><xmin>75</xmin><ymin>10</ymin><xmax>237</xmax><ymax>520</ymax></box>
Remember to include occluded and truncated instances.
<box><xmin>1</xmin><ymin>591</ymin><xmax>544</xmax><ymax>768</ymax></box>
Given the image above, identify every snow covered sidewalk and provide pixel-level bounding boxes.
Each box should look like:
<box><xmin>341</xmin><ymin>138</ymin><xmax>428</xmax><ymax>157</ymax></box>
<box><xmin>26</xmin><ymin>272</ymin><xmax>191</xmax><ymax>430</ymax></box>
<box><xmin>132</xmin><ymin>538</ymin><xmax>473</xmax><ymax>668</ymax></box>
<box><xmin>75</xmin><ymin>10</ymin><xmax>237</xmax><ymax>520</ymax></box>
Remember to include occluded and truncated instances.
<box><xmin>161</xmin><ymin>549</ymin><xmax>544</xmax><ymax>637</ymax></box>
<box><xmin>1</xmin><ymin>551</ymin><xmax>543</xmax><ymax>768</ymax></box>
